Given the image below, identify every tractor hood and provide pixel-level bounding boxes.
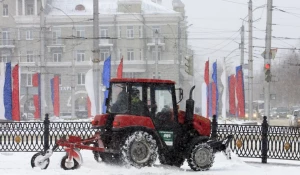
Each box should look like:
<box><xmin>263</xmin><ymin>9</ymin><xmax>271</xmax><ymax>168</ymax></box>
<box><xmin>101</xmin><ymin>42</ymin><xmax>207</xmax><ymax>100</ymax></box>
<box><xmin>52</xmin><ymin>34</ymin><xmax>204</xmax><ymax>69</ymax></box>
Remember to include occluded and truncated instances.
<box><xmin>178</xmin><ymin>110</ymin><xmax>211</xmax><ymax>136</ymax></box>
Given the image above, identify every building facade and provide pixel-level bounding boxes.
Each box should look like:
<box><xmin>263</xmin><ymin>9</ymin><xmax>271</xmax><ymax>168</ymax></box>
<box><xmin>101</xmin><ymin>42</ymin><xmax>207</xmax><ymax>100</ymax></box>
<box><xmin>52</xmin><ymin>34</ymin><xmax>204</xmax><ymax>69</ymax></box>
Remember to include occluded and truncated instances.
<box><xmin>0</xmin><ymin>0</ymin><xmax>193</xmax><ymax>118</ymax></box>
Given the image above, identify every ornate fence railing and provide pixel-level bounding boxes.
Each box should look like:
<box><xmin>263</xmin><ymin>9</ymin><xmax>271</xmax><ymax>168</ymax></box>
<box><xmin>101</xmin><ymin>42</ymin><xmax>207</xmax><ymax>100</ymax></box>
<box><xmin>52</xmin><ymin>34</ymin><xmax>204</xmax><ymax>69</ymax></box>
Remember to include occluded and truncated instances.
<box><xmin>1</xmin><ymin>114</ymin><xmax>300</xmax><ymax>162</ymax></box>
<box><xmin>214</xmin><ymin>116</ymin><xmax>300</xmax><ymax>161</ymax></box>
<box><xmin>0</xmin><ymin>117</ymin><xmax>95</xmax><ymax>152</ymax></box>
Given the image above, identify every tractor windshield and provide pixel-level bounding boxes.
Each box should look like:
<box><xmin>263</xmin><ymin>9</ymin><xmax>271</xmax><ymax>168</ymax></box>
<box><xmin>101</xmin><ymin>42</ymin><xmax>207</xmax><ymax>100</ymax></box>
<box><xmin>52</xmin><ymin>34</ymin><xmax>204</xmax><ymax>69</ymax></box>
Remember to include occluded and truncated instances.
<box><xmin>109</xmin><ymin>83</ymin><xmax>129</xmax><ymax>113</ymax></box>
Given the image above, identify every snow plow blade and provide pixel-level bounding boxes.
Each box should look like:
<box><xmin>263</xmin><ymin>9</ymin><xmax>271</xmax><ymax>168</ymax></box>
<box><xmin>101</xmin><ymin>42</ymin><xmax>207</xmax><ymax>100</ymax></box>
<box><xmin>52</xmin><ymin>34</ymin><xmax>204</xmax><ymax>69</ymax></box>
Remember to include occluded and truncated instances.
<box><xmin>208</xmin><ymin>135</ymin><xmax>234</xmax><ymax>158</ymax></box>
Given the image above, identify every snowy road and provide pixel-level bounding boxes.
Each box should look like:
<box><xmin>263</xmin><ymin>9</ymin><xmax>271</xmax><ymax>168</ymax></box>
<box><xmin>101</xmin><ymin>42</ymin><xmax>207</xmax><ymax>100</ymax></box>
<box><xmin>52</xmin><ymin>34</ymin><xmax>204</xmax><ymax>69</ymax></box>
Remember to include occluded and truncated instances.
<box><xmin>0</xmin><ymin>151</ymin><xmax>299</xmax><ymax>175</ymax></box>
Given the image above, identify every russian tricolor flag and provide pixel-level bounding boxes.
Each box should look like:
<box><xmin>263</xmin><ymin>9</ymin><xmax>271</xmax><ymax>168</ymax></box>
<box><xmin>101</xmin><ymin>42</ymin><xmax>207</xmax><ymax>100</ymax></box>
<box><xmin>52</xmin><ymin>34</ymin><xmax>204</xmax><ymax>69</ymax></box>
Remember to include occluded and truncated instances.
<box><xmin>0</xmin><ymin>62</ymin><xmax>20</xmax><ymax>121</ymax></box>
<box><xmin>32</xmin><ymin>73</ymin><xmax>41</xmax><ymax>119</ymax></box>
<box><xmin>50</xmin><ymin>76</ymin><xmax>60</xmax><ymax>117</ymax></box>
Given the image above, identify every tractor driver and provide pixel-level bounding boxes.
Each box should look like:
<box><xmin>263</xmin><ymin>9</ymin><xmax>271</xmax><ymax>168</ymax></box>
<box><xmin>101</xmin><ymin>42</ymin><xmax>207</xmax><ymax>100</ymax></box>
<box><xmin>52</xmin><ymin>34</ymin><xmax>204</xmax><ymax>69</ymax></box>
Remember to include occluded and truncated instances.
<box><xmin>131</xmin><ymin>88</ymin><xmax>149</xmax><ymax>116</ymax></box>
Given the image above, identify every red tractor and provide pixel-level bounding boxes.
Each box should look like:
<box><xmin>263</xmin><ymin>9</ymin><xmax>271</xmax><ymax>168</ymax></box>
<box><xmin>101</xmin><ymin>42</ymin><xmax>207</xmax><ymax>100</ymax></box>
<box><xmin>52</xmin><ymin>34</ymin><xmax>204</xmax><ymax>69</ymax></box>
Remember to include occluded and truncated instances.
<box><xmin>31</xmin><ymin>78</ymin><xmax>233</xmax><ymax>171</ymax></box>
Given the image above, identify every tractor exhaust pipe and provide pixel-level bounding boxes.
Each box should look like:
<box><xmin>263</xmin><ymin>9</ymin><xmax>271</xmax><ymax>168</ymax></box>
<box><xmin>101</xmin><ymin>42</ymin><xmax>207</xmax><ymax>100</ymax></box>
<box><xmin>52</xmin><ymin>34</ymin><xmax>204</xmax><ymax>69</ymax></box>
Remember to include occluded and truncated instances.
<box><xmin>185</xmin><ymin>86</ymin><xmax>195</xmax><ymax>125</ymax></box>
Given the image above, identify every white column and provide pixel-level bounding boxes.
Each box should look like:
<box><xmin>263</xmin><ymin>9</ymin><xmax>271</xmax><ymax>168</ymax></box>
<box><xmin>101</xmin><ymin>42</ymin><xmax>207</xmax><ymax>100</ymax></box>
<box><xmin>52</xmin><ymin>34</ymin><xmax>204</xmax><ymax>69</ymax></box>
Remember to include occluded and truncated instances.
<box><xmin>22</xmin><ymin>0</ymin><xmax>25</xmax><ymax>15</ymax></box>
<box><xmin>16</xmin><ymin>0</ymin><xmax>19</xmax><ymax>16</ymax></box>
<box><xmin>34</xmin><ymin>0</ymin><xmax>37</xmax><ymax>15</ymax></box>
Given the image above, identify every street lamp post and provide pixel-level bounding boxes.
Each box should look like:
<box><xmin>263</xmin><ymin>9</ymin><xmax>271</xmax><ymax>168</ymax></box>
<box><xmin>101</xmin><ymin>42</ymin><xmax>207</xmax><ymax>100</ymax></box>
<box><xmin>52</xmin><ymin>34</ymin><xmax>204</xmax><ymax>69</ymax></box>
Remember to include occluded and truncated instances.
<box><xmin>155</xmin><ymin>29</ymin><xmax>159</xmax><ymax>79</ymax></box>
<box><xmin>241</xmin><ymin>2</ymin><xmax>266</xmax><ymax>120</ymax></box>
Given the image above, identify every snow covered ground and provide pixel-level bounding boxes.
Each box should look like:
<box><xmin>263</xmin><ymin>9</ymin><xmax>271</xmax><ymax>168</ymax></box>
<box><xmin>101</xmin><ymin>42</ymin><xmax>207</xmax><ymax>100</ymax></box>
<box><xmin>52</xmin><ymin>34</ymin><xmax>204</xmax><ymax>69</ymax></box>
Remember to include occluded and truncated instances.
<box><xmin>0</xmin><ymin>151</ymin><xmax>299</xmax><ymax>175</ymax></box>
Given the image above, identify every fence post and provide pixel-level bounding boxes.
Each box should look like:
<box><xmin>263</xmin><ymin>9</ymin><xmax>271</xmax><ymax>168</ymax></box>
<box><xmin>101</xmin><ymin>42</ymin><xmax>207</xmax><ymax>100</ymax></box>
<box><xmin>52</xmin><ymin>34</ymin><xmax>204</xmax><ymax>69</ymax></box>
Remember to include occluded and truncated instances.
<box><xmin>43</xmin><ymin>113</ymin><xmax>50</xmax><ymax>153</ymax></box>
<box><xmin>211</xmin><ymin>115</ymin><xmax>218</xmax><ymax>140</ymax></box>
<box><xmin>261</xmin><ymin>116</ymin><xmax>268</xmax><ymax>163</ymax></box>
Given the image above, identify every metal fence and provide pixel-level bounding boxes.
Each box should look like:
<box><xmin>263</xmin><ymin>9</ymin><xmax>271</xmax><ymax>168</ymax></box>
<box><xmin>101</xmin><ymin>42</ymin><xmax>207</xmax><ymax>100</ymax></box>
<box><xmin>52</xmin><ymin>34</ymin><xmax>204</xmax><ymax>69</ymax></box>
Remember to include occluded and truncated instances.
<box><xmin>0</xmin><ymin>116</ymin><xmax>95</xmax><ymax>152</ymax></box>
<box><xmin>1</xmin><ymin>115</ymin><xmax>300</xmax><ymax>162</ymax></box>
<box><xmin>215</xmin><ymin>116</ymin><xmax>300</xmax><ymax>162</ymax></box>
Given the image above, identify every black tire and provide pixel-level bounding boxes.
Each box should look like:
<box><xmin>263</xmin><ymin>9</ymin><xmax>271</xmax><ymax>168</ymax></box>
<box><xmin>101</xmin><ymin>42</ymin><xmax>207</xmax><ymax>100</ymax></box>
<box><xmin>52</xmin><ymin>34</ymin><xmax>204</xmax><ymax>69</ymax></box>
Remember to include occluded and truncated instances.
<box><xmin>187</xmin><ymin>143</ymin><xmax>215</xmax><ymax>171</ymax></box>
<box><xmin>121</xmin><ymin>131</ymin><xmax>158</xmax><ymax>168</ymax></box>
<box><xmin>93</xmin><ymin>151</ymin><xmax>100</xmax><ymax>162</ymax></box>
<box><xmin>159</xmin><ymin>152</ymin><xmax>185</xmax><ymax>167</ymax></box>
<box><xmin>90</xmin><ymin>142</ymin><xmax>100</xmax><ymax>162</ymax></box>
<box><xmin>60</xmin><ymin>155</ymin><xmax>80</xmax><ymax>170</ymax></box>
<box><xmin>100</xmin><ymin>153</ymin><xmax>122</xmax><ymax>165</ymax></box>
<box><xmin>31</xmin><ymin>152</ymin><xmax>50</xmax><ymax>169</ymax></box>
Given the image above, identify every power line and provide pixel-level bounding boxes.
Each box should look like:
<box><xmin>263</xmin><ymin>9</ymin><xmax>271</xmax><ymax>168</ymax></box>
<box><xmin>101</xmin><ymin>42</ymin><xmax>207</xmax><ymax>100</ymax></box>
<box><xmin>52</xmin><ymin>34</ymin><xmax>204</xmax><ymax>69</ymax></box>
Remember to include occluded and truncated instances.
<box><xmin>253</xmin><ymin>46</ymin><xmax>299</xmax><ymax>50</ymax></box>
<box><xmin>220</xmin><ymin>0</ymin><xmax>248</xmax><ymax>6</ymax></box>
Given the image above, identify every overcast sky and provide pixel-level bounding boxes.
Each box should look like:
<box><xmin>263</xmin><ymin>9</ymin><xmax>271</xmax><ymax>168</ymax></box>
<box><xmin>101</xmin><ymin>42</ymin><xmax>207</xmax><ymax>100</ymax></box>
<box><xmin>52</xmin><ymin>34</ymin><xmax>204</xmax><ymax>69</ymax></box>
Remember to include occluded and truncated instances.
<box><xmin>162</xmin><ymin>0</ymin><xmax>300</xmax><ymax>77</ymax></box>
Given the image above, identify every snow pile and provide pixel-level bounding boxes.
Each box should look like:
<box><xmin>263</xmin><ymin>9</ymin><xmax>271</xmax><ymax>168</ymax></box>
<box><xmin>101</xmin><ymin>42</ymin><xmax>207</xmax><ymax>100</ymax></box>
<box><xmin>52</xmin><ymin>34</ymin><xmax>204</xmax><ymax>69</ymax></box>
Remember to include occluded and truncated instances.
<box><xmin>0</xmin><ymin>151</ymin><xmax>299</xmax><ymax>175</ymax></box>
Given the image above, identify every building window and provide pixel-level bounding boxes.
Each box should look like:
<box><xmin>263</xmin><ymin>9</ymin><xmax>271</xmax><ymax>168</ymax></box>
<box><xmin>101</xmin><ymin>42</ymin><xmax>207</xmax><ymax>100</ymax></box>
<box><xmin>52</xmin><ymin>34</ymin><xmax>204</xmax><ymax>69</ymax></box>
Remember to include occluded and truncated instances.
<box><xmin>119</xmin><ymin>49</ymin><xmax>122</xmax><ymax>59</ymax></box>
<box><xmin>152</xmin><ymin>49</ymin><xmax>161</xmax><ymax>61</ymax></box>
<box><xmin>76</xmin><ymin>50</ymin><xmax>85</xmax><ymax>62</ymax></box>
<box><xmin>26</xmin><ymin>4</ymin><xmax>34</xmax><ymax>15</ymax></box>
<box><xmin>127</xmin><ymin>49</ymin><xmax>134</xmax><ymax>61</ymax></box>
<box><xmin>3</xmin><ymin>4</ymin><xmax>8</xmax><ymax>17</ymax></box>
<box><xmin>127</xmin><ymin>26</ymin><xmax>134</xmax><ymax>38</ymax></box>
<box><xmin>100</xmin><ymin>49</ymin><xmax>109</xmax><ymax>61</ymax></box>
<box><xmin>139</xmin><ymin>49</ymin><xmax>143</xmax><ymax>60</ymax></box>
<box><xmin>54</xmin><ymin>74</ymin><xmax>62</xmax><ymax>85</ymax></box>
<box><xmin>52</xmin><ymin>28</ymin><xmax>61</xmax><ymax>45</ymax></box>
<box><xmin>139</xmin><ymin>26</ymin><xmax>143</xmax><ymax>38</ymax></box>
<box><xmin>26</xmin><ymin>30</ymin><xmax>33</xmax><ymax>40</ymax></box>
<box><xmin>53</xmin><ymin>53</ymin><xmax>62</xmax><ymax>62</ymax></box>
<box><xmin>0</xmin><ymin>54</ymin><xmax>9</xmax><ymax>63</ymax></box>
<box><xmin>124</xmin><ymin>72</ymin><xmax>137</xmax><ymax>78</ymax></box>
<box><xmin>27</xmin><ymin>74</ymin><xmax>33</xmax><ymax>86</ymax></box>
<box><xmin>2</xmin><ymin>29</ymin><xmax>10</xmax><ymax>45</ymax></box>
<box><xmin>75</xmin><ymin>4</ymin><xmax>85</xmax><ymax>11</ymax></box>
<box><xmin>77</xmin><ymin>73</ymin><xmax>85</xmax><ymax>85</ymax></box>
<box><xmin>118</xmin><ymin>26</ymin><xmax>122</xmax><ymax>38</ymax></box>
<box><xmin>17</xmin><ymin>28</ymin><xmax>21</xmax><ymax>40</ymax></box>
<box><xmin>152</xmin><ymin>72</ymin><xmax>161</xmax><ymax>79</ymax></box>
<box><xmin>100</xmin><ymin>27</ymin><xmax>108</xmax><ymax>37</ymax></box>
<box><xmin>152</xmin><ymin>26</ymin><xmax>161</xmax><ymax>36</ymax></box>
<box><xmin>76</xmin><ymin>27</ymin><xmax>85</xmax><ymax>38</ymax></box>
<box><xmin>27</xmin><ymin>51</ymin><xmax>34</xmax><ymax>62</ymax></box>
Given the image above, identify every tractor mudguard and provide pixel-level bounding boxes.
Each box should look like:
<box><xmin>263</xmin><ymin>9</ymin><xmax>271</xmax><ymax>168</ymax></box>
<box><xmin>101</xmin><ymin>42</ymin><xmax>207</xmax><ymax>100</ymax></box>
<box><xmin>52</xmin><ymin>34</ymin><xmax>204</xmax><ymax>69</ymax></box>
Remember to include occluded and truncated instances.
<box><xmin>91</xmin><ymin>114</ymin><xmax>109</xmax><ymax>128</ymax></box>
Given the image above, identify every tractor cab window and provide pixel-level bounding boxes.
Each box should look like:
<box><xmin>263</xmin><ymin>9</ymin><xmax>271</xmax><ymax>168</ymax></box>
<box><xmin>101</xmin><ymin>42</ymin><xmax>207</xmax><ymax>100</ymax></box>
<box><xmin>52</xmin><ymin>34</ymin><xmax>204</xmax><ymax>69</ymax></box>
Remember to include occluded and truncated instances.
<box><xmin>130</xmin><ymin>86</ymin><xmax>149</xmax><ymax>116</ymax></box>
<box><xmin>154</xmin><ymin>88</ymin><xmax>173</xmax><ymax>123</ymax></box>
<box><xmin>110</xmin><ymin>83</ymin><xmax>129</xmax><ymax>113</ymax></box>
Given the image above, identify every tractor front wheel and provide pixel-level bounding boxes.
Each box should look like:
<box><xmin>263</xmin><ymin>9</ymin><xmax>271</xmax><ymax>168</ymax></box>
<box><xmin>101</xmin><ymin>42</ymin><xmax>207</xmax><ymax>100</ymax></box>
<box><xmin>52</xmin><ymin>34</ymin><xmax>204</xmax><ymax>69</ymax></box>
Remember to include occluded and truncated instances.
<box><xmin>121</xmin><ymin>131</ymin><xmax>158</xmax><ymax>168</ymax></box>
<box><xmin>187</xmin><ymin>143</ymin><xmax>215</xmax><ymax>171</ymax></box>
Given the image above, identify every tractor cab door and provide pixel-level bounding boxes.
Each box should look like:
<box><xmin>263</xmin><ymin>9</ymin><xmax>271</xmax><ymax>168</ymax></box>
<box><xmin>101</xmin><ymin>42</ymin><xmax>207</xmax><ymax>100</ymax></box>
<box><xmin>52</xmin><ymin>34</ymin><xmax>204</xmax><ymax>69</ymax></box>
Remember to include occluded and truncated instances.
<box><xmin>148</xmin><ymin>85</ymin><xmax>179</xmax><ymax>147</ymax></box>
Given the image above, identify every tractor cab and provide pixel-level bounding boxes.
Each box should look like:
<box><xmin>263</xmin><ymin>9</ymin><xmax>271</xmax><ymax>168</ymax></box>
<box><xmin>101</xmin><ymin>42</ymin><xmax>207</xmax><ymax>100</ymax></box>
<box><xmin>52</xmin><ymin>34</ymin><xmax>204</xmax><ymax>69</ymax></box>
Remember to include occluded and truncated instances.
<box><xmin>105</xmin><ymin>78</ymin><xmax>180</xmax><ymax>130</ymax></box>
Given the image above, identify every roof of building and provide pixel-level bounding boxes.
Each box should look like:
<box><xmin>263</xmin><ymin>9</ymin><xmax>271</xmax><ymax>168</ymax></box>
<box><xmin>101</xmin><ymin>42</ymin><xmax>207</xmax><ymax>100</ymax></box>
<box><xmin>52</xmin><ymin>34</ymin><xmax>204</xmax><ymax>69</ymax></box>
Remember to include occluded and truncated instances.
<box><xmin>48</xmin><ymin>0</ymin><xmax>177</xmax><ymax>16</ymax></box>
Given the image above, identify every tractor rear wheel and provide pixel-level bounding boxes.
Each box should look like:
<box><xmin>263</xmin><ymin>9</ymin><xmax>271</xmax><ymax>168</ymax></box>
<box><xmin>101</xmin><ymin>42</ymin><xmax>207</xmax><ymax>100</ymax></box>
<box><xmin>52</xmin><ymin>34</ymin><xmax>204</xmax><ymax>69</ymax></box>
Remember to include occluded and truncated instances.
<box><xmin>121</xmin><ymin>131</ymin><xmax>158</xmax><ymax>168</ymax></box>
<box><xmin>187</xmin><ymin>143</ymin><xmax>215</xmax><ymax>171</ymax></box>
